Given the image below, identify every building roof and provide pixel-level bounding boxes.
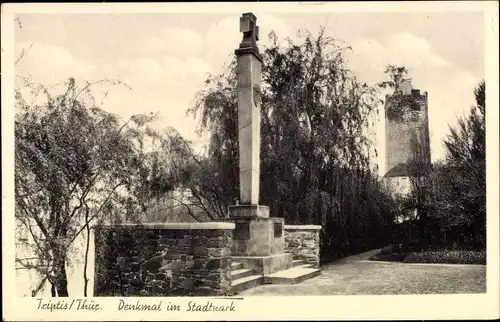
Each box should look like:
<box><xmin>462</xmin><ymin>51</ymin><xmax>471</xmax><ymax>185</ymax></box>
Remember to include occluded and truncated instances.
<box><xmin>384</xmin><ymin>162</ymin><xmax>433</xmax><ymax>178</ymax></box>
<box><xmin>384</xmin><ymin>163</ymin><xmax>410</xmax><ymax>178</ymax></box>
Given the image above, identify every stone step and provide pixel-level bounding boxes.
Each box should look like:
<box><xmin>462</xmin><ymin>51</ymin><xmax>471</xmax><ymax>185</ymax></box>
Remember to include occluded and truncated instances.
<box><xmin>231</xmin><ymin>261</ymin><xmax>243</xmax><ymax>270</ymax></box>
<box><xmin>296</xmin><ymin>264</ymin><xmax>314</xmax><ymax>269</ymax></box>
<box><xmin>292</xmin><ymin>259</ymin><xmax>305</xmax><ymax>267</ymax></box>
<box><xmin>231</xmin><ymin>275</ymin><xmax>263</xmax><ymax>294</ymax></box>
<box><xmin>231</xmin><ymin>268</ymin><xmax>255</xmax><ymax>280</ymax></box>
<box><xmin>263</xmin><ymin>267</ymin><xmax>321</xmax><ymax>285</ymax></box>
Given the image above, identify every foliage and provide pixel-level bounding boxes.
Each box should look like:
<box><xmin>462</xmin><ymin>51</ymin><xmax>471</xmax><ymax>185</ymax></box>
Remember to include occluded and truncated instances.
<box><xmin>369</xmin><ymin>249</ymin><xmax>406</xmax><ymax>262</ymax></box>
<box><xmin>385</xmin><ymin>95</ymin><xmax>422</xmax><ymax>122</ymax></box>
<box><xmin>379</xmin><ymin>65</ymin><xmax>422</xmax><ymax>122</ymax></box>
<box><xmin>440</xmin><ymin>80</ymin><xmax>485</xmax><ymax>247</ymax></box>
<box><xmin>427</xmin><ymin>80</ymin><xmax>486</xmax><ymax>249</ymax></box>
<box><xmin>403</xmin><ymin>249</ymin><xmax>486</xmax><ymax>265</ymax></box>
<box><xmin>14</xmin><ymin>77</ymin><xmax>183</xmax><ymax>296</ymax></box>
<box><xmin>370</xmin><ymin>246</ymin><xmax>486</xmax><ymax>265</ymax></box>
<box><xmin>377</xmin><ymin>65</ymin><xmax>412</xmax><ymax>90</ymax></box>
<box><xmin>188</xmin><ymin>27</ymin><xmax>399</xmax><ymax>262</ymax></box>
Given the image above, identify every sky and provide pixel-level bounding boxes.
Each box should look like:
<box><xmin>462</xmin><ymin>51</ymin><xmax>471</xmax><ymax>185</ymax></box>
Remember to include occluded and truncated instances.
<box><xmin>14</xmin><ymin>11</ymin><xmax>485</xmax><ymax>175</ymax></box>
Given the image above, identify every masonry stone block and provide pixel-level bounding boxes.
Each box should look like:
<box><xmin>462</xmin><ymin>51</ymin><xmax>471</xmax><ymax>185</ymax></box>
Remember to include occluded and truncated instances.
<box><xmin>284</xmin><ymin>225</ymin><xmax>321</xmax><ymax>267</ymax></box>
<box><xmin>93</xmin><ymin>223</ymin><xmax>235</xmax><ymax>296</ymax></box>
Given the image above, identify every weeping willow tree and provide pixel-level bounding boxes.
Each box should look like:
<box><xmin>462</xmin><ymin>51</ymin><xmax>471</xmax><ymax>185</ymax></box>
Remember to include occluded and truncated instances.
<box><xmin>14</xmin><ymin>75</ymin><xmax>188</xmax><ymax>296</ymax></box>
<box><xmin>187</xmin><ymin>27</ymin><xmax>398</xmax><ymax>261</ymax></box>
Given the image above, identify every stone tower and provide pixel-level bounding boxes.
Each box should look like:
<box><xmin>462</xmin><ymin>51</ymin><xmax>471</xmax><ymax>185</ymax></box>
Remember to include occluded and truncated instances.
<box><xmin>384</xmin><ymin>80</ymin><xmax>431</xmax><ymax>186</ymax></box>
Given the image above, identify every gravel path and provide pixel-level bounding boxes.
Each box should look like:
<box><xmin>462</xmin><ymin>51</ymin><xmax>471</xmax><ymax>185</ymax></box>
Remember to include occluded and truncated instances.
<box><xmin>238</xmin><ymin>249</ymin><xmax>487</xmax><ymax>296</ymax></box>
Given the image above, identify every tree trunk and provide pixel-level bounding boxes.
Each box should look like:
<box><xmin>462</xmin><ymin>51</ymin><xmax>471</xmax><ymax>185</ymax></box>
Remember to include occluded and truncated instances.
<box><xmin>83</xmin><ymin>205</ymin><xmax>91</xmax><ymax>297</ymax></box>
<box><xmin>54</xmin><ymin>257</ymin><xmax>69</xmax><ymax>297</ymax></box>
<box><xmin>83</xmin><ymin>229</ymin><xmax>90</xmax><ymax>297</ymax></box>
<box><xmin>50</xmin><ymin>281</ymin><xmax>57</xmax><ymax>297</ymax></box>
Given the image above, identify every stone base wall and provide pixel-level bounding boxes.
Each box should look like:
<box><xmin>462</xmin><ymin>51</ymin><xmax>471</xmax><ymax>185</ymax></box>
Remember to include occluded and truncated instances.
<box><xmin>229</xmin><ymin>217</ymin><xmax>285</xmax><ymax>256</ymax></box>
<box><xmin>284</xmin><ymin>225</ymin><xmax>321</xmax><ymax>268</ymax></box>
<box><xmin>93</xmin><ymin>223</ymin><xmax>234</xmax><ymax>297</ymax></box>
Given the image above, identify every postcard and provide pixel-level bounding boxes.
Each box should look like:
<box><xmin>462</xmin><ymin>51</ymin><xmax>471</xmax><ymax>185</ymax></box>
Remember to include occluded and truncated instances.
<box><xmin>2</xmin><ymin>1</ymin><xmax>499</xmax><ymax>321</ymax></box>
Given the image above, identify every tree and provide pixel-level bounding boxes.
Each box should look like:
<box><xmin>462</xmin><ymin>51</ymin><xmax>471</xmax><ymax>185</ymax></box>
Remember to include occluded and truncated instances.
<box><xmin>14</xmin><ymin>77</ymin><xmax>181</xmax><ymax>296</ymax></box>
<box><xmin>146</xmin><ymin>127</ymin><xmax>227</xmax><ymax>222</ymax></box>
<box><xmin>439</xmin><ymin>80</ymin><xmax>486</xmax><ymax>248</ymax></box>
<box><xmin>185</xmin><ymin>60</ymin><xmax>240</xmax><ymax>220</ymax></box>
<box><xmin>188</xmin><ymin>27</ymin><xmax>398</xmax><ymax>261</ymax></box>
<box><xmin>377</xmin><ymin>65</ymin><xmax>412</xmax><ymax>91</ymax></box>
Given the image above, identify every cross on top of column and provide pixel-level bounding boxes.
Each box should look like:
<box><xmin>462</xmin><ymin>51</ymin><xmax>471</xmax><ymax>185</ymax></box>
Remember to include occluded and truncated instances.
<box><xmin>238</xmin><ymin>12</ymin><xmax>260</xmax><ymax>50</ymax></box>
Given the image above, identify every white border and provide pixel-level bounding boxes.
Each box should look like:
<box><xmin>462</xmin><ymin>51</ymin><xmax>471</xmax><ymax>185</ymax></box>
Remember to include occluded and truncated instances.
<box><xmin>2</xmin><ymin>2</ymin><xmax>498</xmax><ymax>321</ymax></box>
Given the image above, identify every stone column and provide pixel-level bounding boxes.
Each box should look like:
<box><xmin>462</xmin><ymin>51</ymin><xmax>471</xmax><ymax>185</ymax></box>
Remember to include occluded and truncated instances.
<box><xmin>234</xmin><ymin>12</ymin><xmax>262</xmax><ymax>205</ymax></box>
<box><xmin>226</xmin><ymin>14</ymin><xmax>293</xmax><ymax>273</ymax></box>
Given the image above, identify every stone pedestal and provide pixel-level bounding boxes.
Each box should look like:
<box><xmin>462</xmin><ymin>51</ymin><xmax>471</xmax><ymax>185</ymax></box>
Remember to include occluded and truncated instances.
<box><xmin>228</xmin><ymin>205</ymin><xmax>292</xmax><ymax>274</ymax></box>
<box><xmin>229</xmin><ymin>205</ymin><xmax>283</xmax><ymax>256</ymax></box>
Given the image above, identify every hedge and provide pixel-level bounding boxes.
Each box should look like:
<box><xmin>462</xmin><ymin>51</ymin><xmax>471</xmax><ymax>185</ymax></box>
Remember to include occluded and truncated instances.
<box><xmin>370</xmin><ymin>246</ymin><xmax>486</xmax><ymax>265</ymax></box>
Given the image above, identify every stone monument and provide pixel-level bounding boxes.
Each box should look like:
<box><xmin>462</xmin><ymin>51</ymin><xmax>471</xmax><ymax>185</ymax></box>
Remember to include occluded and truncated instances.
<box><xmin>227</xmin><ymin>13</ymin><xmax>293</xmax><ymax>275</ymax></box>
<box><xmin>92</xmin><ymin>13</ymin><xmax>321</xmax><ymax>297</ymax></box>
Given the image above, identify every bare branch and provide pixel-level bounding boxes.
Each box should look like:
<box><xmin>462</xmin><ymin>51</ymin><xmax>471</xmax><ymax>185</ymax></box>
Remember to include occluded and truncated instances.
<box><xmin>15</xmin><ymin>40</ymin><xmax>37</xmax><ymax>65</ymax></box>
<box><xmin>69</xmin><ymin>181</ymin><xmax>126</xmax><ymax>245</ymax></box>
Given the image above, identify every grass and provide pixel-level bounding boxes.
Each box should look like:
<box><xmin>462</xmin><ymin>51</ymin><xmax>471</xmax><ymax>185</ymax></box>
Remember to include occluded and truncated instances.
<box><xmin>369</xmin><ymin>245</ymin><xmax>486</xmax><ymax>265</ymax></box>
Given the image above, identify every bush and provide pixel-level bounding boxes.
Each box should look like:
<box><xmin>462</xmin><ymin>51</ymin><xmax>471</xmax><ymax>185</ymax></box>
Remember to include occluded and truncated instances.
<box><xmin>403</xmin><ymin>250</ymin><xmax>486</xmax><ymax>265</ymax></box>
<box><xmin>369</xmin><ymin>245</ymin><xmax>406</xmax><ymax>262</ymax></box>
<box><xmin>369</xmin><ymin>245</ymin><xmax>486</xmax><ymax>265</ymax></box>
<box><xmin>370</xmin><ymin>252</ymin><xmax>406</xmax><ymax>262</ymax></box>
<box><xmin>379</xmin><ymin>245</ymin><xmax>394</xmax><ymax>255</ymax></box>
